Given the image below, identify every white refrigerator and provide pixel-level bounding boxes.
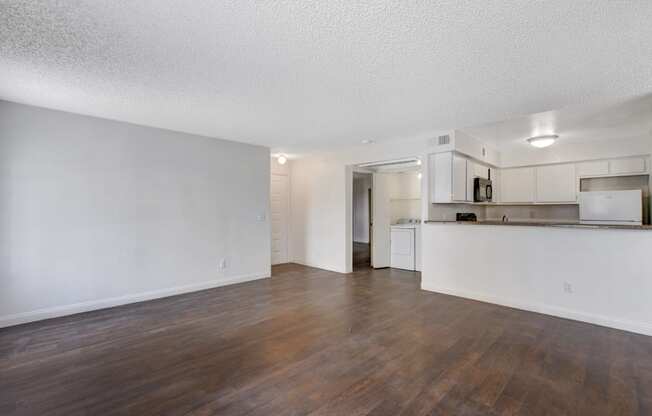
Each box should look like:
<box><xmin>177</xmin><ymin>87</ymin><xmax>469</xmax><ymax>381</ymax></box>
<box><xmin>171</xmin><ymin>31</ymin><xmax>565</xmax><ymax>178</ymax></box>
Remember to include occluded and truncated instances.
<box><xmin>579</xmin><ymin>190</ymin><xmax>643</xmax><ymax>226</ymax></box>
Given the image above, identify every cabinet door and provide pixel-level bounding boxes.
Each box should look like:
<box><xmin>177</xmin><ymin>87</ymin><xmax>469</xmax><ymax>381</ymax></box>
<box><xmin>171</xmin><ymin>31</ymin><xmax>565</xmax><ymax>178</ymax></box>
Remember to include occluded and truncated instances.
<box><xmin>473</xmin><ymin>163</ymin><xmax>490</xmax><ymax>179</ymax></box>
<box><xmin>536</xmin><ymin>164</ymin><xmax>576</xmax><ymax>203</ymax></box>
<box><xmin>431</xmin><ymin>153</ymin><xmax>452</xmax><ymax>203</ymax></box>
<box><xmin>452</xmin><ymin>154</ymin><xmax>467</xmax><ymax>202</ymax></box>
<box><xmin>466</xmin><ymin>160</ymin><xmax>475</xmax><ymax>202</ymax></box>
<box><xmin>500</xmin><ymin>167</ymin><xmax>535</xmax><ymax>203</ymax></box>
<box><xmin>576</xmin><ymin>160</ymin><xmax>609</xmax><ymax>177</ymax></box>
<box><xmin>609</xmin><ymin>157</ymin><xmax>647</xmax><ymax>175</ymax></box>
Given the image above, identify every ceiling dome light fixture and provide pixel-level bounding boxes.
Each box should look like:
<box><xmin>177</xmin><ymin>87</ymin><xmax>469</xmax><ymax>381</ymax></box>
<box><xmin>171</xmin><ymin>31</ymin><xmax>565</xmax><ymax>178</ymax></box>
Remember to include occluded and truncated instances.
<box><xmin>361</xmin><ymin>139</ymin><xmax>375</xmax><ymax>144</ymax></box>
<box><xmin>527</xmin><ymin>134</ymin><xmax>558</xmax><ymax>148</ymax></box>
<box><xmin>277</xmin><ymin>154</ymin><xmax>288</xmax><ymax>165</ymax></box>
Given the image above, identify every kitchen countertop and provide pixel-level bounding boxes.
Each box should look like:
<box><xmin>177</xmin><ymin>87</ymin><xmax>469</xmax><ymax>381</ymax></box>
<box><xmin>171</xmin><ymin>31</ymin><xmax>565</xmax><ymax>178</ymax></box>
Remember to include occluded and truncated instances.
<box><xmin>424</xmin><ymin>220</ymin><xmax>652</xmax><ymax>230</ymax></box>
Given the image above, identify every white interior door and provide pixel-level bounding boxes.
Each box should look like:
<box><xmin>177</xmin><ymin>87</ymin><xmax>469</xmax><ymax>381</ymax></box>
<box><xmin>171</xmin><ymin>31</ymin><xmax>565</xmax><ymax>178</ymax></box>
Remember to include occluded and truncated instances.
<box><xmin>371</xmin><ymin>173</ymin><xmax>391</xmax><ymax>268</ymax></box>
<box><xmin>270</xmin><ymin>174</ymin><xmax>289</xmax><ymax>265</ymax></box>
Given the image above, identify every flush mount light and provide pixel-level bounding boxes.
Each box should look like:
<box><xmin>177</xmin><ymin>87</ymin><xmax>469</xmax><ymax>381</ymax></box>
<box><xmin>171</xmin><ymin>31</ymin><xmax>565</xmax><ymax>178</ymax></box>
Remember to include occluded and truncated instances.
<box><xmin>417</xmin><ymin>172</ymin><xmax>423</xmax><ymax>179</ymax></box>
<box><xmin>527</xmin><ymin>135</ymin><xmax>558</xmax><ymax>148</ymax></box>
<box><xmin>277</xmin><ymin>154</ymin><xmax>287</xmax><ymax>165</ymax></box>
<box><xmin>361</xmin><ymin>139</ymin><xmax>375</xmax><ymax>144</ymax></box>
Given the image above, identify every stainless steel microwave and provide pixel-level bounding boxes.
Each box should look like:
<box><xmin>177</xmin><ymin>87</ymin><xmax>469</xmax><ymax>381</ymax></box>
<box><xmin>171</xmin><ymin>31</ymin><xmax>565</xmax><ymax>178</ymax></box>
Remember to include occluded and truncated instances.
<box><xmin>474</xmin><ymin>178</ymin><xmax>493</xmax><ymax>202</ymax></box>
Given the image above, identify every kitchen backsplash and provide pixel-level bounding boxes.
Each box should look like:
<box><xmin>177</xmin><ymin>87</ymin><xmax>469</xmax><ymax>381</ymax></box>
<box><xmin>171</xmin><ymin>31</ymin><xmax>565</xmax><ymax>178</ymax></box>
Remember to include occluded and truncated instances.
<box><xmin>486</xmin><ymin>204</ymin><xmax>579</xmax><ymax>222</ymax></box>
<box><xmin>428</xmin><ymin>203</ymin><xmax>487</xmax><ymax>221</ymax></box>
<box><xmin>428</xmin><ymin>203</ymin><xmax>580</xmax><ymax>223</ymax></box>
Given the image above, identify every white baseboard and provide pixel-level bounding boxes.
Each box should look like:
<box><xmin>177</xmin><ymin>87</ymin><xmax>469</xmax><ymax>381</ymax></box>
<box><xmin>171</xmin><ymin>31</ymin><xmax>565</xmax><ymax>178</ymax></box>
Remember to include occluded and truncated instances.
<box><xmin>289</xmin><ymin>259</ymin><xmax>348</xmax><ymax>274</ymax></box>
<box><xmin>0</xmin><ymin>272</ymin><xmax>270</xmax><ymax>329</ymax></box>
<box><xmin>421</xmin><ymin>283</ymin><xmax>652</xmax><ymax>337</ymax></box>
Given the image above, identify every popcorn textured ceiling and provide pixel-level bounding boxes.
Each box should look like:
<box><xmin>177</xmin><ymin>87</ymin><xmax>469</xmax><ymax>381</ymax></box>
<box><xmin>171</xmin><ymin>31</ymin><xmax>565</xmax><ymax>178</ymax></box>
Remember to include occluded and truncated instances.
<box><xmin>1</xmin><ymin>1</ymin><xmax>652</xmax><ymax>154</ymax></box>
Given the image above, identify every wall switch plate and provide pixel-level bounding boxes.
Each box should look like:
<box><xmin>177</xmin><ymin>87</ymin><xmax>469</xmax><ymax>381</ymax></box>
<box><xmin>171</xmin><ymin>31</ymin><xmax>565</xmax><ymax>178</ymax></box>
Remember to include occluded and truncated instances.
<box><xmin>563</xmin><ymin>282</ymin><xmax>573</xmax><ymax>294</ymax></box>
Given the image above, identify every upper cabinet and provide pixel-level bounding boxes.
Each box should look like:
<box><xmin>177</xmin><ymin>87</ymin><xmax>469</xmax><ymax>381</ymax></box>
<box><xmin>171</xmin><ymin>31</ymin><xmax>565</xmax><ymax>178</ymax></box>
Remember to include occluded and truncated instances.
<box><xmin>500</xmin><ymin>167</ymin><xmax>536</xmax><ymax>203</ymax></box>
<box><xmin>452</xmin><ymin>154</ymin><xmax>468</xmax><ymax>202</ymax></box>
<box><xmin>536</xmin><ymin>164</ymin><xmax>576</xmax><ymax>203</ymax></box>
<box><xmin>430</xmin><ymin>152</ymin><xmax>470</xmax><ymax>203</ymax></box>
<box><xmin>473</xmin><ymin>163</ymin><xmax>491</xmax><ymax>180</ymax></box>
<box><xmin>501</xmin><ymin>164</ymin><xmax>576</xmax><ymax>204</ymax></box>
<box><xmin>576</xmin><ymin>157</ymin><xmax>647</xmax><ymax>177</ymax></box>
<box><xmin>430</xmin><ymin>152</ymin><xmax>649</xmax><ymax>206</ymax></box>
<box><xmin>576</xmin><ymin>160</ymin><xmax>609</xmax><ymax>177</ymax></box>
<box><xmin>609</xmin><ymin>157</ymin><xmax>647</xmax><ymax>175</ymax></box>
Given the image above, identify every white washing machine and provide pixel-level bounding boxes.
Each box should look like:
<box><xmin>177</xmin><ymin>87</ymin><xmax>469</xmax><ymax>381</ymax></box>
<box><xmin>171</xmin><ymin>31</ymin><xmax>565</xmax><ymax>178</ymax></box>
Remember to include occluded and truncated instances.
<box><xmin>390</xmin><ymin>222</ymin><xmax>421</xmax><ymax>271</ymax></box>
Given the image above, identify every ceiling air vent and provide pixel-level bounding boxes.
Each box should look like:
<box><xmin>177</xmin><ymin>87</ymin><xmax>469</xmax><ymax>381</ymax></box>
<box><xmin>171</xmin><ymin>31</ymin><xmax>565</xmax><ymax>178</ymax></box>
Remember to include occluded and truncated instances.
<box><xmin>437</xmin><ymin>135</ymin><xmax>450</xmax><ymax>146</ymax></box>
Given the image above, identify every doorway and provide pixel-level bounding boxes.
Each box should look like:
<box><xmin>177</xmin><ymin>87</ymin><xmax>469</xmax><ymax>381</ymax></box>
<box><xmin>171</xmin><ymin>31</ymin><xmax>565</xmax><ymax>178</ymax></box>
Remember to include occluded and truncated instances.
<box><xmin>271</xmin><ymin>173</ymin><xmax>290</xmax><ymax>265</ymax></box>
<box><xmin>349</xmin><ymin>157</ymin><xmax>423</xmax><ymax>272</ymax></box>
<box><xmin>352</xmin><ymin>172</ymin><xmax>372</xmax><ymax>269</ymax></box>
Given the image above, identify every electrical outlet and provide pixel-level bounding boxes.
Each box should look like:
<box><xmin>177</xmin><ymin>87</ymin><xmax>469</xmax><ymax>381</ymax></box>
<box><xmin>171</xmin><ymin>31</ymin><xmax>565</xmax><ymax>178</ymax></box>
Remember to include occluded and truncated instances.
<box><xmin>218</xmin><ymin>258</ymin><xmax>227</xmax><ymax>271</ymax></box>
<box><xmin>563</xmin><ymin>282</ymin><xmax>573</xmax><ymax>294</ymax></box>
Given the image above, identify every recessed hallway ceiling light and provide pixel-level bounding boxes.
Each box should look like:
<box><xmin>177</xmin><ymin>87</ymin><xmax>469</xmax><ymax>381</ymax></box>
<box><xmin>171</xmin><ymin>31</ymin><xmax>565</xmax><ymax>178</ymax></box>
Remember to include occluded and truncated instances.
<box><xmin>277</xmin><ymin>154</ymin><xmax>288</xmax><ymax>165</ymax></box>
<box><xmin>527</xmin><ymin>135</ymin><xmax>558</xmax><ymax>148</ymax></box>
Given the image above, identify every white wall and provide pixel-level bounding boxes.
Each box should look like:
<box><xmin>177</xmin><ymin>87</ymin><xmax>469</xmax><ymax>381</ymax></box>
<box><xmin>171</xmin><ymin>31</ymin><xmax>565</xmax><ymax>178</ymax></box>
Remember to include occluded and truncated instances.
<box><xmin>0</xmin><ymin>101</ymin><xmax>271</xmax><ymax>327</ymax></box>
<box><xmin>388</xmin><ymin>171</ymin><xmax>422</xmax><ymax>223</ymax></box>
<box><xmin>390</xmin><ymin>200</ymin><xmax>421</xmax><ymax>223</ymax></box>
<box><xmin>352</xmin><ymin>174</ymin><xmax>371</xmax><ymax>243</ymax></box>
<box><xmin>290</xmin><ymin>157</ymin><xmax>349</xmax><ymax>272</ymax></box>
<box><xmin>271</xmin><ymin>156</ymin><xmax>291</xmax><ymax>176</ymax></box>
<box><xmin>422</xmin><ymin>223</ymin><xmax>652</xmax><ymax>335</ymax></box>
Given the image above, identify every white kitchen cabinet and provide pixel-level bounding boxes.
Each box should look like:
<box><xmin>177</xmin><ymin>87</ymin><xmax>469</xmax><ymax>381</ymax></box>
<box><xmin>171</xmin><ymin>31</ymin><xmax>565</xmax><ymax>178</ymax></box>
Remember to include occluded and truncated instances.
<box><xmin>536</xmin><ymin>164</ymin><xmax>576</xmax><ymax>203</ymax></box>
<box><xmin>609</xmin><ymin>157</ymin><xmax>647</xmax><ymax>175</ymax></box>
<box><xmin>576</xmin><ymin>157</ymin><xmax>648</xmax><ymax>177</ymax></box>
<box><xmin>576</xmin><ymin>160</ymin><xmax>609</xmax><ymax>177</ymax></box>
<box><xmin>500</xmin><ymin>167</ymin><xmax>535</xmax><ymax>203</ymax></box>
<box><xmin>430</xmin><ymin>152</ymin><xmax>468</xmax><ymax>203</ymax></box>
<box><xmin>473</xmin><ymin>163</ymin><xmax>491</xmax><ymax>180</ymax></box>
<box><xmin>452</xmin><ymin>154</ymin><xmax>467</xmax><ymax>202</ymax></box>
<box><xmin>466</xmin><ymin>161</ymin><xmax>491</xmax><ymax>201</ymax></box>
<box><xmin>431</xmin><ymin>153</ymin><xmax>451</xmax><ymax>203</ymax></box>
<box><xmin>466</xmin><ymin>161</ymin><xmax>475</xmax><ymax>202</ymax></box>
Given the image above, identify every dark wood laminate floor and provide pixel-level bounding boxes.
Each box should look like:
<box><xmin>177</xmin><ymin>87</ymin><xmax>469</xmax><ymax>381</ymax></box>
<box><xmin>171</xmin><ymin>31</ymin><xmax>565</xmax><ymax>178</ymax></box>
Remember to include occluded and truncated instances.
<box><xmin>1</xmin><ymin>264</ymin><xmax>652</xmax><ymax>416</ymax></box>
<box><xmin>353</xmin><ymin>242</ymin><xmax>371</xmax><ymax>269</ymax></box>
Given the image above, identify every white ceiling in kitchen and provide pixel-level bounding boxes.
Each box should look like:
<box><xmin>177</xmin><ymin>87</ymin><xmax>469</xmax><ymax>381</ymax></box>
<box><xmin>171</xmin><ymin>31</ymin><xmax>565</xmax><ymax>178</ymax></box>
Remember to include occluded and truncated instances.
<box><xmin>460</xmin><ymin>93</ymin><xmax>652</xmax><ymax>151</ymax></box>
<box><xmin>2</xmin><ymin>1</ymin><xmax>652</xmax><ymax>155</ymax></box>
